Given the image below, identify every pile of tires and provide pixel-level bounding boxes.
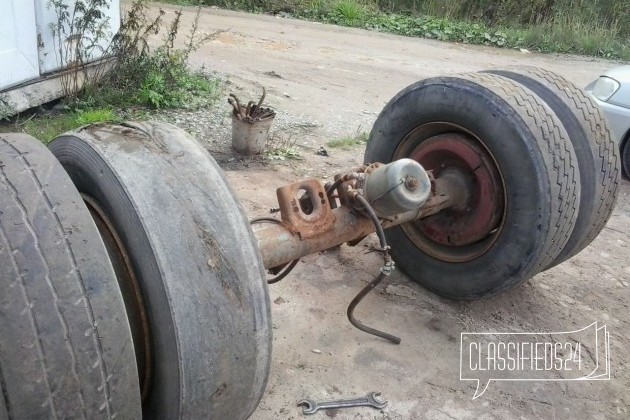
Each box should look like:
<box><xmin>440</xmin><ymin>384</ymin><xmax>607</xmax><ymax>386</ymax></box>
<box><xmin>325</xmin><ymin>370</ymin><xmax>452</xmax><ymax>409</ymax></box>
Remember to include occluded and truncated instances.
<box><xmin>1</xmin><ymin>122</ymin><xmax>271</xmax><ymax>419</ymax></box>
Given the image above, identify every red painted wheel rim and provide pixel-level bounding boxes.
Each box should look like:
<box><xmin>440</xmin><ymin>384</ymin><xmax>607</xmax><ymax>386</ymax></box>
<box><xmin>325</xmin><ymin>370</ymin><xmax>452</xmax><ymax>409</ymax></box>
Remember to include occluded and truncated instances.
<box><xmin>394</xmin><ymin>123</ymin><xmax>506</xmax><ymax>262</ymax></box>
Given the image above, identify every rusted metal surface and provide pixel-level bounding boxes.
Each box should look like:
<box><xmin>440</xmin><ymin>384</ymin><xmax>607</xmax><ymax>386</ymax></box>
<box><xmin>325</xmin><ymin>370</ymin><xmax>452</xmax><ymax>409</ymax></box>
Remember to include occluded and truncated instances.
<box><xmin>257</xmin><ymin>205</ymin><xmax>376</xmax><ymax>269</ymax></box>
<box><xmin>256</xmin><ymin>186</ymin><xmax>452</xmax><ymax>270</ymax></box>
<box><xmin>383</xmin><ymin>192</ymin><xmax>451</xmax><ymax>227</ymax></box>
<box><xmin>228</xmin><ymin>88</ymin><xmax>276</xmax><ymax>123</ymax></box>
<box><xmin>255</xmin><ymin>158</ymin><xmax>470</xmax><ymax>270</ymax></box>
<box><xmin>83</xmin><ymin>195</ymin><xmax>152</xmax><ymax>403</ymax></box>
<box><xmin>276</xmin><ymin>179</ymin><xmax>335</xmax><ymax>239</ymax></box>
<box><xmin>256</xmin><ymin>128</ymin><xmax>509</xmax><ymax>269</ymax></box>
<box><xmin>331</xmin><ymin>166</ymin><xmax>371</xmax><ymax>207</ymax></box>
<box><xmin>410</xmin><ymin>132</ymin><xmax>504</xmax><ymax>247</ymax></box>
<box><xmin>256</xmin><ymin>160</ymin><xmax>463</xmax><ymax>343</ymax></box>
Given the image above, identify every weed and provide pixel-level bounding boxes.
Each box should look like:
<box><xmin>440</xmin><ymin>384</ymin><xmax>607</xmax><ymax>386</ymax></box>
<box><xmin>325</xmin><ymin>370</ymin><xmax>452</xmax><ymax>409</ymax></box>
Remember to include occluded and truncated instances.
<box><xmin>327</xmin><ymin>130</ymin><xmax>368</xmax><ymax>149</ymax></box>
<box><xmin>48</xmin><ymin>0</ymin><xmax>113</xmax><ymax>101</ymax></box>
<box><xmin>0</xmin><ymin>99</ymin><xmax>13</xmax><ymax>122</ymax></box>
<box><xmin>83</xmin><ymin>2</ymin><xmax>222</xmax><ymax>110</ymax></box>
<box><xmin>265</xmin><ymin>133</ymin><xmax>303</xmax><ymax>161</ymax></box>
<box><xmin>330</xmin><ymin>0</ymin><xmax>367</xmax><ymax>25</ymax></box>
<box><xmin>1</xmin><ymin>2</ymin><xmax>220</xmax><ymax>140</ymax></box>
<box><xmin>137</xmin><ymin>72</ymin><xmax>169</xmax><ymax>108</ymax></box>
<box><xmin>74</xmin><ymin>108</ymin><xmax>119</xmax><ymax>125</ymax></box>
<box><xmin>42</xmin><ymin>1</ymin><xmax>222</xmax><ymax>113</ymax></box>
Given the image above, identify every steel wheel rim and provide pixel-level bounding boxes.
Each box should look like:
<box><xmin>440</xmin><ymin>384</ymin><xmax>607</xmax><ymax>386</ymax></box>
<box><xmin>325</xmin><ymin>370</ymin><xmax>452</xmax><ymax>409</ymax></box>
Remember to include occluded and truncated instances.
<box><xmin>83</xmin><ymin>194</ymin><xmax>152</xmax><ymax>403</ymax></box>
<box><xmin>393</xmin><ymin>122</ymin><xmax>507</xmax><ymax>262</ymax></box>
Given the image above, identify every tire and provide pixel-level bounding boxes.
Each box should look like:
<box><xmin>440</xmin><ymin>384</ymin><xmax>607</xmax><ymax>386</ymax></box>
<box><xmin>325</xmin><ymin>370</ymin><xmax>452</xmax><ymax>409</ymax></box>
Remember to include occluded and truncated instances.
<box><xmin>0</xmin><ymin>134</ymin><xmax>140</xmax><ymax>419</ymax></box>
<box><xmin>49</xmin><ymin>122</ymin><xmax>272</xmax><ymax>419</ymax></box>
<box><xmin>622</xmin><ymin>137</ymin><xmax>630</xmax><ymax>179</ymax></box>
<box><xmin>484</xmin><ymin>67</ymin><xmax>620</xmax><ymax>266</ymax></box>
<box><xmin>365</xmin><ymin>73</ymin><xmax>580</xmax><ymax>299</ymax></box>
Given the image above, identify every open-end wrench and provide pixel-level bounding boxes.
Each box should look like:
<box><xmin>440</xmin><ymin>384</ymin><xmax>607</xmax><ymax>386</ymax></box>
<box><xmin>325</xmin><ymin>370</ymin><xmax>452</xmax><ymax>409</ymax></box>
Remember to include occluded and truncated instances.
<box><xmin>297</xmin><ymin>392</ymin><xmax>387</xmax><ymax>415</ymax></box>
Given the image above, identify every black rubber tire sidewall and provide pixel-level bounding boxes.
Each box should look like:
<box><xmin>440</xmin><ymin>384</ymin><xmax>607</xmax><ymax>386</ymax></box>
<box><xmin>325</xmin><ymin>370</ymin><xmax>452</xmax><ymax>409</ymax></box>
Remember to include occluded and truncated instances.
<box><xmin>622</xmin><ymin>137</ymin><xmax>630</xmax><ymax>179</ymax></box>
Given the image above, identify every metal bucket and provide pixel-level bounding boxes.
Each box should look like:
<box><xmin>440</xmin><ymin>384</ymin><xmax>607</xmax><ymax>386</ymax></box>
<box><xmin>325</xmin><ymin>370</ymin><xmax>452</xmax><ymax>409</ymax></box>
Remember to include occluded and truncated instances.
<box><xmin>231</xmin><ymin>114</ymin><xmax>274</xmax><ymax>155</ymax></box>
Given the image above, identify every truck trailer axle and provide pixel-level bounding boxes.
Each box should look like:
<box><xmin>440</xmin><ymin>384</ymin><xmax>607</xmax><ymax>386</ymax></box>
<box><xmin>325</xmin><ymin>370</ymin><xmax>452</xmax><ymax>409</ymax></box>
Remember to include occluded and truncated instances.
<box><xmin>251</xmin><ymin>158</ymin><xmax>465</xmax><ymax>343</ymax></box>
<box><xmin>254</xmin><ymin>159</ymin><xmax>460</xmax><ymax>271</ymax></box>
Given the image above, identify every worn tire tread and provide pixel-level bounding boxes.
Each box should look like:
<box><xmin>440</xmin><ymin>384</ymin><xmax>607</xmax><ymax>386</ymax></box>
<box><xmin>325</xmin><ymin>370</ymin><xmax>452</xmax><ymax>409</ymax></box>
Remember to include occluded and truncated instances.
<box><xmin>49</xmin><ymin>122</ymin><xmax>271</xmax><ymax>420</ymax></box>
<box><xmin>460</xmin><ymin>73</ymin><xmax>580</xmax><ymax>277</ymax></box>
<box><xmin>485</xmin><ymin>67</ymin><xmax>619</xmax><ymax>264</ymax></box>
<box><xmin>0</xmin><ymin>134</ymin><xmax>140</xmax><ymax>420</ymax></box>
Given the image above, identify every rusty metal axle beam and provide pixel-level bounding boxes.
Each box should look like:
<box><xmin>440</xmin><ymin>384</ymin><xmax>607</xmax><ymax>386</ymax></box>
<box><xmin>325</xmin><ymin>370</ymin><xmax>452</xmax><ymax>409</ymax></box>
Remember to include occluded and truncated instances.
<box><xmin>252</xmin><ymin>161</ymin><xmax>462</xmax><ymax>344</ymax></box>
<box><xmin>255</xmin><ymin>178</ymin><xmax>453</xmax><ymax>270</ymax></box>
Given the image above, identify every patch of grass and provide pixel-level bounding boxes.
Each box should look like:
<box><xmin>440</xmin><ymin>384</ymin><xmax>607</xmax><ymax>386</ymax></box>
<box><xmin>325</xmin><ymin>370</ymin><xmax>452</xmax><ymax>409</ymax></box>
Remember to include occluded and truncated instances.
<box><xmin>81</xmin><ymin>52</ymin><xmax>221</xmax><ymax>110</ymax></box>
<box><xmin>371</xmin><ymin>12</ymin><xmax>623</xmax><ymax>59</ymax></box>
<box><xmin>265</xmin><ymin>145</ymin><xmax>303</xmax><ymax>161</ymax></box>
<box><xmin>265</xmin><ymin>133</ymin><xmax>303</xmax><ymax>161</ymax></box>
<box><xmin>1</xmin><ymin>108</ymin><xmax>120</xmax><ymax>144</ymax></box>
<box><xmin>134</xmin><ymin>63</ymin><xmax>218</xmax><ymax>109</ymax></box>
<box><xmin>26</xmin><ymin>1</ymin><xmax>221</xmax><ymax>116</ymax></box>
<box><xmin>327</xmin><ymin>131</ymin><xmax>368</xmax><ymax>149</ymax></box>
<box><xmin>74</xmin><ymin>108</ymin><xmax>119</xmax><ymax>125</ymax></box>
<box><xmin>0</xmin><ymin>2</ymin><xmax>222</xmax><ymax>143</ymax></box>
<box><xmin>160</xmin><ymin>0</ymin><xmax>200</xmax><ymax>4</ymax></box>
<box><xmin>18</xmin><ymin>115</ymin><xmax>77</xmax><ymax>145</ymax></box>
<box><xmin>357</xmin><ymin>13</ymin><xmax>629</xmax><ymax>59</ymax></box>
<box><xmin>329</xmin><ymin>0</ymin><xmax>368</xmax><ymax>26</ymax></box>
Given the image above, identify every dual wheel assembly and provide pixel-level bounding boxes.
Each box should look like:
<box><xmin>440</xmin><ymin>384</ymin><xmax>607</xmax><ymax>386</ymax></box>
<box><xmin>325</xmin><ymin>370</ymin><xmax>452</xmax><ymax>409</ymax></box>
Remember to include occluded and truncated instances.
<box><xmin>367</xmin><ymin>67</ymin><xmax>620</xmax><ymax>298</ymax></box>
<box><xmin>0</xmin><ymin>68</ymin><xmax>620</xmax><ymax>419</ymax></box>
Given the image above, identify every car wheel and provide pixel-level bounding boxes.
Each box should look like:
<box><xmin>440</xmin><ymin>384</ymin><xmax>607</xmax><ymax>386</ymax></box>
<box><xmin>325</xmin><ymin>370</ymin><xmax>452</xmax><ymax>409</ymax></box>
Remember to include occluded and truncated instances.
<box><xmin>0</xmin><ymin>134</ymin><xmax>141</xmax><ymax>419</ymax></box>
<box><xmin>365</xmin><ymin>73</ymin><xmax>580</xmax><ymax>299</ymax></box>
<box><xmin>622</xmin><ymin>136</ymin><xmax>630</xmax><ymax>179</ymax></box>
<box><xmin>49</xmin><ymin>122</ymin><xmax>272</xmax><ymax>419</ymax></box>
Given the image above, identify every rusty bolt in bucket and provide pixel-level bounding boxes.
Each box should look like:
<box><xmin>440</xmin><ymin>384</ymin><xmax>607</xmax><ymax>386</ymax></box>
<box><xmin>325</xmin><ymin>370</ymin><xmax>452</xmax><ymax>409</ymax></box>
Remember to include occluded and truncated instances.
<box><xmin>228</xmin><ymin>88</ymin><xmax>276</xmax><ymax>155</ymax></box>
<box><xmin>231</xmin><ymin>114</ymin><xmax>274</xmax><ymax>155</ymax></box>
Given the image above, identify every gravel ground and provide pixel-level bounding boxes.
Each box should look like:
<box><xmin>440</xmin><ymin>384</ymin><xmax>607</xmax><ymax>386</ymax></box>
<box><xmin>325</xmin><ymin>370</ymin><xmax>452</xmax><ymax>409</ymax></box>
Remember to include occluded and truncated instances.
<box><xmin>154</xmin><ymin>88</ymin><xmax>327</xmax><ymax>157</ymax></box>
<box><xmin>145</xmin><ymin>5</ymin><xmax>630</xmax><ymax>419</ymax></box>
<box><xmin>151</xmin><ymin>78</ymin><xmax>370</xmax><ymax>177</ymax></box>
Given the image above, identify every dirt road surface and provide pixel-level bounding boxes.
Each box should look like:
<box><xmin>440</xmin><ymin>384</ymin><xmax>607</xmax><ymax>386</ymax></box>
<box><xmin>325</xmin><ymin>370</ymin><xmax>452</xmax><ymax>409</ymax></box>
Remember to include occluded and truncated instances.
<box><xmin>154</xmin><ymin>4</ymin><xmax>629</xmax><ymax>419</ymax></box>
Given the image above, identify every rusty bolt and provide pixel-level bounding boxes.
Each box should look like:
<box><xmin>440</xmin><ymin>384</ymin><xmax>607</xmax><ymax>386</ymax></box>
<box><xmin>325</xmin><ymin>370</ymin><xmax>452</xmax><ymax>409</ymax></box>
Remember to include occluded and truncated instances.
<box><xmin>405</xmin><ymin>177</ymin><xmax>419</xmax><ymax>191</ymax></box>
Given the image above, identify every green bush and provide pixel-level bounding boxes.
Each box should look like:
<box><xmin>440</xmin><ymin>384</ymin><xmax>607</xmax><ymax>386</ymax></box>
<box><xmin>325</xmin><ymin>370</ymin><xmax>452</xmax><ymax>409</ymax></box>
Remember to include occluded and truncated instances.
<box><xmin>76</xmin><ymin>1</ymin><xmax>220</xmax><ymax>110</ymax></box>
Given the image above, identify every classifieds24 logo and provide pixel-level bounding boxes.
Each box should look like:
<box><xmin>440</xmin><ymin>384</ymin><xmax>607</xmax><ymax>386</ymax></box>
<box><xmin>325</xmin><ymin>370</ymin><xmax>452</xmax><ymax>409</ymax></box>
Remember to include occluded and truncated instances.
<box><xmin>460</xmin><ymin>322</ymin><xmax>610</xmax><ymax>399</ymax></box>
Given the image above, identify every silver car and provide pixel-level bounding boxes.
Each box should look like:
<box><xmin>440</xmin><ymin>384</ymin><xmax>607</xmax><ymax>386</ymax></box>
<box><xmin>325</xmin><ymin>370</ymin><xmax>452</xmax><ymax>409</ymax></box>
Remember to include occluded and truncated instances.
<box><xmin>585</xmin><ymin>65</ymin><xmax>630</xmax><ymax>178</ymax></box>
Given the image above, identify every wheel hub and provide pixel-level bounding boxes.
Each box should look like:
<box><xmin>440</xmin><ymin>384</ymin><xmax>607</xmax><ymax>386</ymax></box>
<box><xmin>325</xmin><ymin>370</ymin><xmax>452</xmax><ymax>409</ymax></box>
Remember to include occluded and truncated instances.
<box><xmin>395</xmin><ymin>126</ymin><xmax>506</xmax><ymax>262</ymax></box>
<box><xmin>411</xmin><ymin>132</ymin><xmax>504</xmax><ymax>246</ymax></box>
